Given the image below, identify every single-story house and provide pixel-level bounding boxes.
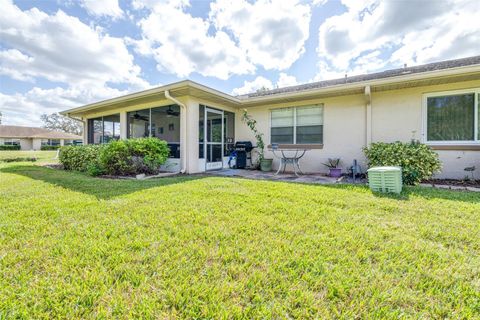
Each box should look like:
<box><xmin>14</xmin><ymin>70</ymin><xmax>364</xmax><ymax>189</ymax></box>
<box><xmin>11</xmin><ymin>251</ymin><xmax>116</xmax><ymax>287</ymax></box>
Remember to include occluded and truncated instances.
<box><xmin>0</xmin><ymin>125</ymin><xmax>82</xmax><ymax>150</ymax></box>
<box><xmin>61</xmin><ymin>56</ymin><xmax>480</xmax><ymax>179</ymax></box>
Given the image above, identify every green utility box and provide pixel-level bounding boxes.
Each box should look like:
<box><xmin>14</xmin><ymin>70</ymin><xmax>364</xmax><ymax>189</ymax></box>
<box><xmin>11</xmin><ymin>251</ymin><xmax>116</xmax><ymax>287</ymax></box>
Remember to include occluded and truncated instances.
<box><xmin>367</xmin><ymin>166</ymin><xmax>403</xmax><ymax>194</ymax></box>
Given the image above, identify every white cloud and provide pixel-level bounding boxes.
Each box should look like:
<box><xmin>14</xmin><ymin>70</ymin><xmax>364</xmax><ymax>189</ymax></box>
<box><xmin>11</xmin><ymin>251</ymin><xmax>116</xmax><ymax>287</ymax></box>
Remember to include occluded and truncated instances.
<box><xmin>313</xmin><ymin>0</ymin><xmax>328</xmax><ymax>6</ymax></box>
<box><xmin>316</xmin><ymin>0</ymin><xmax>480</xmax><ymax>79</ymax></box>
<box><xmin>232</xmin><ymin>76</ymin><xmax>273</xmax><ymax>95</ymax></box>
<box><xmin>210</xmin><ymin>0</ymin><xmax>311</xmax><ymax>70</ymax></box>
<box><xmin>232</xmin><ymin>72</ymin><xmax>299</xmax><ymax>95</ymax></box>
<box><xmin>133</xmin><ymin>0</ymin><xmax>311</xmax><ymax>79</ymax></box>
<box><xmin>134</xmin><ymin>0</ymin><xmax>255</xmax><ymax>80</ymax></box>
<box><xmin>0</xmin><ymin>49</ymin><xmax>35</xmax><ymax>81</ymax></box>
<box><xmin>0</xmin><ymin>85</ymin><xmax>128</xmax><ymax>126</ymax></box>
<box><xmin>0</xmin><ymin>0</ymin><xmax>147</xmax><ymax>88</ymax></box>
<box><xmin>277</xmin><ymin>73</ymin><xmax>298</xmax><ymax>88</ymax></box>
<box><xmin>0</xmin><ymin>0</ymin><xmax>150</xmax><ymax>126</ymax></box>
<box><xmin>79</xmin><ymin>0</ymin><xmax>124</xmax><ymax>19</ymax></box>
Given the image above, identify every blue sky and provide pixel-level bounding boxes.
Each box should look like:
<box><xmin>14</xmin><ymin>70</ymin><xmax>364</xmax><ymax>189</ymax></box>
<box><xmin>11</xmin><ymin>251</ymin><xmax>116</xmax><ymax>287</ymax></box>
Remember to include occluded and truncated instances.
<box><xmin>1</xmin><ymin>0</ymin><xmax>479</xmax><ymax>126</ymax></box>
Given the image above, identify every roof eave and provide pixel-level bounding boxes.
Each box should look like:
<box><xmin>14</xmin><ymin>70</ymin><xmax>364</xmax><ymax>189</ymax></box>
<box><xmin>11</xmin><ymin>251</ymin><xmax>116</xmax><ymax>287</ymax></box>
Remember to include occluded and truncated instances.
<box><xmin>241</xmin><ymin>64</ymin><xmax>480</xmax><ymax>105</ymax></box>
<box><xmin>60</xmin><ymin>80</ymin><xmax>242</xmax><ymax>117</ymax></box>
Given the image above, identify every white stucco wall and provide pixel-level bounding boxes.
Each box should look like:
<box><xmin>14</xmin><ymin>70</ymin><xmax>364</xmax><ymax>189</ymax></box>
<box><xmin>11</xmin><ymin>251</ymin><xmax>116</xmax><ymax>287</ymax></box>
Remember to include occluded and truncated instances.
<box><xmin>236</xmin><ymin>95</ymin><xmax>367</xmax><ymax>174</ymax></box>
<box><xmin>32</xmin><ymin>138</ymin><xmax>42</xmax><ymax>151</ymax></box>
<box><xmin>79</xmin><ymin>79</ymin><xmax>480</xmax><ymax>179</ymax></box>
<box><xmin>20</xmin><ymin>138</ymin><xmax>32</xmax><ymax>150</ymax></box>
<box><xmin>238</xmin><ymin>80</ymin><xmax>480</xmax><ymax>179</ymax></box>
<box><xmin>371</xmin><ymin>80</ymin><xmax>480</xmax><ymax>178</ymax></box>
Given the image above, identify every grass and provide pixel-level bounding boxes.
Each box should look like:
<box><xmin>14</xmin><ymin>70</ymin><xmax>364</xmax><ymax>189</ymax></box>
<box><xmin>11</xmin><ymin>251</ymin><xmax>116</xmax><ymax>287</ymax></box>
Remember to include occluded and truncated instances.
<box><xmin>0</xmin><ymin>157</ymin><xmax>479</xmax><ymax>318</ymax></box>
<box><xmin>0</xmin><ymin>150</ymin><xmax>58</xmax><ymax>163</ymax></box>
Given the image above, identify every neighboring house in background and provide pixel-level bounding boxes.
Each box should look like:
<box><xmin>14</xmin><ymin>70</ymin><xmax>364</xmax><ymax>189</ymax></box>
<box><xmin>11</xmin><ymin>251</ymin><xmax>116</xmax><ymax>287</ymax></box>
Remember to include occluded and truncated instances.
<box><xmin>61</xmin><ymin>56</ymin><xmax>480</xmax><ymax>179</ymax></box>
<box><xmin>0</xmin><ymin>125</ymin><xmax>82</xmax><ymax>150</ymax></box>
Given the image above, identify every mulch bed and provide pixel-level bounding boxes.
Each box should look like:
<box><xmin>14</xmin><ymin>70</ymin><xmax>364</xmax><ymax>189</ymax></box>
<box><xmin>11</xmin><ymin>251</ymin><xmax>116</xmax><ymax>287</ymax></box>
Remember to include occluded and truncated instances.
<box><xmin>43</xmin><ymin>164</ymin><xmax>177</xmax><ymax>180</ymax></box>
<box><xmin>422</xmin><ymin>179</ymin><xmax>480</xmax><ymax>188</ymax></box>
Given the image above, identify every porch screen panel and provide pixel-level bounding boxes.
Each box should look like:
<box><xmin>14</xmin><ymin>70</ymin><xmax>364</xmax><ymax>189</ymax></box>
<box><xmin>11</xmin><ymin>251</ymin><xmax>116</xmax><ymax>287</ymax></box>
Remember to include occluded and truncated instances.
<box><xmin>103</xmin><ymin>114</ymin><xmax>120</xmax><ymax>143</ymax></box>
<box><xmin>151</xmin><ymin>105</ymin><xmax>180</xmax><ymax>158</ymax></box>
<box><xmin>271</xmin><ymin>108</ymin><xmax>294</xmax><ymax>144</ymax></box>
<box><xmin>427</xmin><ymin>93</ymin><xmax>475</xmax><ymax>141</ymax></box>
<box><xmin>296</xmin><ymin>105</ymin><xmax>323</xmax><ymax>144</ymax></box>
<box><xmin>224</xmin><ymin>111</ymin><xmax>235</xmax><ymax>156</ymax></box>
<box><xmin>88</xmin><ymin>117</ymin><xmax>103</xmax><ymax>144</ymax></box>
<box><xmin>127</xmin><ymin>109</ymin><xmax>150</xmax><ymax>138</ymax></box>
<box><xmin>199</xmin><ymin>105</ymin><xmax>204</xmax><ymax>158</ymax></box>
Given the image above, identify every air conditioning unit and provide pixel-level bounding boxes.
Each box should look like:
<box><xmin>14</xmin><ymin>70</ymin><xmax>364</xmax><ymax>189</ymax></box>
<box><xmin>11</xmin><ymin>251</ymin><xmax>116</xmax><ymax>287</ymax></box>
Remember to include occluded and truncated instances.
<box><xmin>367</xmin><ymin>166</ymin><xmax>403</xmax><ymax>194</ymax></box>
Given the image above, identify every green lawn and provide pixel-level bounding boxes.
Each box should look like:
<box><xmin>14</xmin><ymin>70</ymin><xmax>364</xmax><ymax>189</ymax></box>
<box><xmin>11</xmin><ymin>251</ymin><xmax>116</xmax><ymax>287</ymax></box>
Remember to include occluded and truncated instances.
<box><xmin>0</xmin><ymin>160</ymin><xmax>479</xmax><ymax>319</ymax></box>
<box><xmin>0</xmin><ymin>150</ymin><xmax>58</xmax><ymax>163</ymax></box>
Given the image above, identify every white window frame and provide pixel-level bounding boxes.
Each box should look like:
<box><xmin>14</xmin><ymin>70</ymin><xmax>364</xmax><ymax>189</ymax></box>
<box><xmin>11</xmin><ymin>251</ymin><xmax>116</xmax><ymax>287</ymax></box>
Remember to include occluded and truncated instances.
<box><xmin>270</xmin><ymin>104</ymin><xmax>324</xmax><ymax>145</ymax></box>
<box><xmin>422</xmin><ymin>88</ymin><xmax>479</xmax><ymax>145</ymax></box>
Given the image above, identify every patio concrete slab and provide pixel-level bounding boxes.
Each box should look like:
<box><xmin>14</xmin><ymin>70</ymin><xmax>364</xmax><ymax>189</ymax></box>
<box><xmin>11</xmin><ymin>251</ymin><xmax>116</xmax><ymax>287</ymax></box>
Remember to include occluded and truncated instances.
<box><xmin>205</xmin><ymin>168</ymin><xmax>340</xmax><ymax>184</ymax></box>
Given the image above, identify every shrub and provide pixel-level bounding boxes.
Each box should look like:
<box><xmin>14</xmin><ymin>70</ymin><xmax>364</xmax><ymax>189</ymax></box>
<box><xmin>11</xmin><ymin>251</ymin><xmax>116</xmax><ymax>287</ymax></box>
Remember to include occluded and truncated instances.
<box><xmin>86</xmin><ymin>163</ymin><xmax>104</xmax><ymax>177</ymax></box>
<box><xmin>363</xmin><ymin>141</ymin><xmax>441</xmax><ymax>185</ymax></box>
<box><xmin>59</xmin><ymin>145</ymin><xmax>104</xmax><ymax>172</ymax></box>
<box><xmin>128</xmin><ymin>138</ymin><xmax>170</xmax><ymax>173</ymax></box>
<box><xmin>41</xmin><ymin>145</ymin><xmax>60</xmax><ymax>150</ymax></box>
<box><xmin>99</xmin><ymin>138</ymin><xmax>170</xmax><ymax>176</ymax></box>
<box><xmin>99</xmin><ymin>140</ymin><xmax>134</xmax><ymax>176</ymax></box>
<box><xmin>0</xmin><ymin>145</ymin><xmax>21</xmax><ymax>151</ymax></box>
<box><xmin>60</xmin><ymin>138</ymin><xmax>170</xmax><ymax>176</ymax></box>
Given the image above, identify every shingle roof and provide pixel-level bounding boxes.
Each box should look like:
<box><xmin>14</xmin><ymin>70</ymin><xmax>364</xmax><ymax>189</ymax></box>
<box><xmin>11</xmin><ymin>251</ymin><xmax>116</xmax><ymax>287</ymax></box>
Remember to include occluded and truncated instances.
<box><xmin>239</xmin><ymin>55</ymin><xmax>480</xmax><ymax>99</ymax></box>
<box><xmin>0</xmin><ymin>125</ymin><xmax>82</xmax><ymax>139</ymax></box>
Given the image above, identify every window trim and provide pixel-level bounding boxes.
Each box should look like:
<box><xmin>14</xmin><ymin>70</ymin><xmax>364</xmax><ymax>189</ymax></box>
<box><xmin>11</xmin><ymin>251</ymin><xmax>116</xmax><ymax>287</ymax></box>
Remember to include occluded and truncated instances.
<box><xmin>270</xmin><ymin>104</ymin><xmax>324</xmax><ymax>145</ymax></box>
<box><xmin>422</xmin><ymin>88</ymin><xmax>480</xmax><ymax>145</ymax></box>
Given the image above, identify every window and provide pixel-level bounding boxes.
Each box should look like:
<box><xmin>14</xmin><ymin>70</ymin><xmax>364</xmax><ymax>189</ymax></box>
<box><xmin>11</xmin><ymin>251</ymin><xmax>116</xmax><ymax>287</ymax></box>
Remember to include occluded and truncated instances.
<box><xmin>271</xmin><ymin>105</ymin><xmax>323</xmax><ymax>144</ymax></box>
<box><xmin>87</xmin><ymin>114</ymin><xmax>120</xmax><ymax>144</ymax></box>
<box><xmin>3</xmin><ymin>139</ymin><xmax>20</xmax><ymax>146</ymax></box>
<box><xmin>41</xmin><ymin>139</ymin><xmax>60</xmax><ymax>146</ymax></box>
<box><xmin>425</xmin><ymin>89</ymin><xmax>479</xmax><ymax>144</ymax></box>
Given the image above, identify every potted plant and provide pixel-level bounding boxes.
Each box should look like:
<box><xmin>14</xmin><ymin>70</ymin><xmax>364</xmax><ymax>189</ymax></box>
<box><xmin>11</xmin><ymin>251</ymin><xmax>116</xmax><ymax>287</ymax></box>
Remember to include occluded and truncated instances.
<box><xmin>241</xmin><ymin>110</ymin><xmax>273</xmax><ymax>171</ymax></box>
<box><xmin>323</xmin><ymin>158</ymin><xmax>342</xmax><ymax>177</ymax></box>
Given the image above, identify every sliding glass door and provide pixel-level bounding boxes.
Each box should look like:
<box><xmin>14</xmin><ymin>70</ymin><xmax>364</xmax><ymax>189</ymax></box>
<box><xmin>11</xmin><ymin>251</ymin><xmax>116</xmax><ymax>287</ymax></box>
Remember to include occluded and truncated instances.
<box><xmin>205</xmin><ymin>108</ymin><xmax>224</xmax><ymax>170</ymax></box>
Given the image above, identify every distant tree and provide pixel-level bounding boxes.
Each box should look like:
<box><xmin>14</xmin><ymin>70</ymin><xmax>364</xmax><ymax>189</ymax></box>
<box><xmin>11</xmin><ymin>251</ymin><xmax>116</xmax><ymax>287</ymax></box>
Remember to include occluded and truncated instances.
<box><xmin>0</xmin><ymin>111</ymin><xmax>2</xmax><ymax>124</ymax></box>
<box><xmin>255</xmin><ymin>86</ymin><xmax>270</xmax><ymax>93</ymax></box>
<box><xmin>40</xmin><ymin>113</ymin><xmax>83</xmax><ymax>135</ymax></box>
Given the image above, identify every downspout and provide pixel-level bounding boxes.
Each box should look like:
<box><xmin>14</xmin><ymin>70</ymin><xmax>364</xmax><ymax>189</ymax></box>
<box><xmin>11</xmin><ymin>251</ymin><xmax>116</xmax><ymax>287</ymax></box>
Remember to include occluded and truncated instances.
<box><xmin>364</xmin><ymin>85</ymin><xmax>372</xmax><ymax>146</ymax></box>
<box><xmin>165</xmin><ymin>90</ymin><xmax>187</xmax><ymax>174</ymax></box>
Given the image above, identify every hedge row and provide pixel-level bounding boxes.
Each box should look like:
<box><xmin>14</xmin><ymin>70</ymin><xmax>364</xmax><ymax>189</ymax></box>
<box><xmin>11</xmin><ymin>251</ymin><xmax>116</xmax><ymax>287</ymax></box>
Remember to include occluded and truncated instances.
<box><xmin>363</xmin><ymin>141</ymin><xmax>441</xmax><ymax>185</ymax></box>
<box><xmin>0</xmin><ymin>145</ymin><xmax>21</xmax><ymax>150</ymax></box>
<box><xmin>41</xmin><ymin>145</ymin><xmax>61</xmax><ymax>150</ymax></box>
<box><xmin>0</xmin><ymin>157</ymin><xmax>37</xmax><ymax>163</ymax></box>
<box><xmin>59</xmin><ymin>138</ymin><xmax>170</xmax><ymax>176</ymax></box>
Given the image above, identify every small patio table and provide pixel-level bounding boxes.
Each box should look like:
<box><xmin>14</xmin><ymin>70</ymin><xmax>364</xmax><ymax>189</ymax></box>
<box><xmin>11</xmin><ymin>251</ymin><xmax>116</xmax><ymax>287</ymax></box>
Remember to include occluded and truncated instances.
<box><xmin>270</xmin><ymin>146</ymin><xmax>310</xmax><ymax>177</ymax></box>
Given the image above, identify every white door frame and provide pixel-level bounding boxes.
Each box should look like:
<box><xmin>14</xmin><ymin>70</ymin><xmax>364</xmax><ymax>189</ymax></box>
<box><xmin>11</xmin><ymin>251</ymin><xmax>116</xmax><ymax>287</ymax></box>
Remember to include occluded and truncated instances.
<box><xmin>204</xmin><ymin>107</ymin><xmax>224</xmax><ymax>170</ymax></box>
